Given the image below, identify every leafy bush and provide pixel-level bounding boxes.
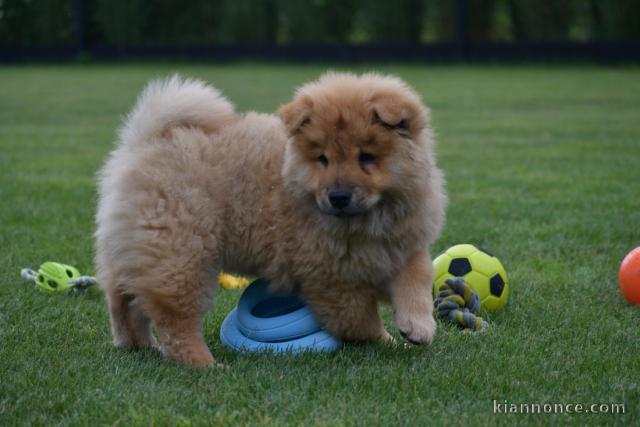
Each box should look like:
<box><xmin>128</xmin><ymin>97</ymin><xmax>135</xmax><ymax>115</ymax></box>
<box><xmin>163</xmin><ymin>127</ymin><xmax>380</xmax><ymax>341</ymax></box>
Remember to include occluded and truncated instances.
<box><xmin>0</xmin><ymin>0</ymin><xmax>638</xmax><ymax>46</ymax></box>
<box><xmin>0</xmin><ymin>0</ymin><xmax>75</xmax><ymax>45</ymax></box>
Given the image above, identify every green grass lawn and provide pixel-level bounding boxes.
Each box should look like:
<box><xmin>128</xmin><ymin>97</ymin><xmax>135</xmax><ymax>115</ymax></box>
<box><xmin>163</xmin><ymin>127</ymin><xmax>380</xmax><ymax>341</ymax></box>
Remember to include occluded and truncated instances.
<box><xmin>1</xmin><ymin>63</ymin><xmax>639</xmax><ymax>426</ymax></box>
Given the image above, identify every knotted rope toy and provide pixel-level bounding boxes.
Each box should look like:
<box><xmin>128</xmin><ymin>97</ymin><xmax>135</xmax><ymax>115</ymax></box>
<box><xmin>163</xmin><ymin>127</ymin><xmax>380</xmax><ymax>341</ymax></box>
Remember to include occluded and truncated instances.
<box><xmin>434</xmin><ymin>277</ymin><xmax>488</xmax><ymax>331</ymax></box>
<box><xmin>21</xmin><ymin>262</ymin><xmax>96</xmax><ymax>295</ymax></box>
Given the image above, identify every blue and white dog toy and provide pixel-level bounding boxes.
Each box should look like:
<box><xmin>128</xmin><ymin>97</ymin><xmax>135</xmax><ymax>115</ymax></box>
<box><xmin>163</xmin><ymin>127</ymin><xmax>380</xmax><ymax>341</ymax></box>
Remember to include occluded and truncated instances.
<box><xmin>220</xmin><ymin>279</ymin><xmax>341</xmax><ymax>353</ymax></box>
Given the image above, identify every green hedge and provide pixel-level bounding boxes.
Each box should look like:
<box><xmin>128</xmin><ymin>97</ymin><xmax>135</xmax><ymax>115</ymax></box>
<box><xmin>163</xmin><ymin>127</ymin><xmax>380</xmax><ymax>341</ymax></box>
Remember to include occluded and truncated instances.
<box><xmin>1</xmin><ymin>0</ymin><xmax>638</xmax><ymax>46</ymax></box>
<box><xmin>0</xmin><ymin>0</ymin><xmax>75</xmax><ymax>44</ymax></box>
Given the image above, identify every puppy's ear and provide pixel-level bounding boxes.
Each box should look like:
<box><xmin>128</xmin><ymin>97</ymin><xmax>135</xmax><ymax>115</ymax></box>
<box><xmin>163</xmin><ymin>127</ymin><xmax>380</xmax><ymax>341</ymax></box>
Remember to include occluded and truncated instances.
<box><xmin>371</xmin><ymin>96</ymin><xmax>427</xmax><ymax>139</ymax></box>
<box><xmin>278</xmin><ymin>95</ymin><xmax>313</xmax><ymax>136</ymax></box>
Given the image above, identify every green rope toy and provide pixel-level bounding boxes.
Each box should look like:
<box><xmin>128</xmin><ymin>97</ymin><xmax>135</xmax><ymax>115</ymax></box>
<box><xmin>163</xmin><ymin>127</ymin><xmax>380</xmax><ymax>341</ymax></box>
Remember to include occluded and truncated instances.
<box><xmin>434</xmin><ymin>277</ymin><xmax>488</xmax><ymax>331</ymax></box>
<box><xmin>21</xmin><ymin>262</ymin><xmax>96</xmax><ymax>295</ymax></box>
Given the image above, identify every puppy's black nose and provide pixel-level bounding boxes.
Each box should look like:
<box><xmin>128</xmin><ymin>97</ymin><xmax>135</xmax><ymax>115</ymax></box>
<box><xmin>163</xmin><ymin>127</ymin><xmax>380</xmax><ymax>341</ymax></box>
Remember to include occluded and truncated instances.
<box><xmin>328</xmin><ymin>190</ymin><xmax>352</xmax><ymax>210</ymax></box>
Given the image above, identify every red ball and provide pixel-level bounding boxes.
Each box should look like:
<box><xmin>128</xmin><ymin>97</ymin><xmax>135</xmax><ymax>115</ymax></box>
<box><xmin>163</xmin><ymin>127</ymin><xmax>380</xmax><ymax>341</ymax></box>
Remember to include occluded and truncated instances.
<box><xmin>619</xmin><ymin>247</ymin><xmax>640</xmax><ymax>305</ymax></box>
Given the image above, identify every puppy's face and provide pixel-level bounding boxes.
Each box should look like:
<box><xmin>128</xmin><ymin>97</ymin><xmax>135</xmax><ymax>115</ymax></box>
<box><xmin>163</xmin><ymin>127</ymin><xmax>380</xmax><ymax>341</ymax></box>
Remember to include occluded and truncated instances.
<box><xmin>279</xmin><ymin>73</ymin><xmax>429</xmax><ymax>219</ymax></box>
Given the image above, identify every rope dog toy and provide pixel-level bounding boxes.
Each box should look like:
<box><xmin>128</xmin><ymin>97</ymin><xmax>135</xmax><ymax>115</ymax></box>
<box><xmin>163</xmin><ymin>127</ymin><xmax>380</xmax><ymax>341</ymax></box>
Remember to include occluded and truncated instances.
<box><xmin>21</xmin><ymin>262</ymin><xmax>96</xmax><ymax>295</ymax></box>
<box><xmin>434</xmin><ymin>277</ymin><xmax>488</xmax><ymax>331</ymax></box>
<box><xmin>220</xmin><ymin>278</ymin><xmax>342</xmax><ymax>353</ymax></box>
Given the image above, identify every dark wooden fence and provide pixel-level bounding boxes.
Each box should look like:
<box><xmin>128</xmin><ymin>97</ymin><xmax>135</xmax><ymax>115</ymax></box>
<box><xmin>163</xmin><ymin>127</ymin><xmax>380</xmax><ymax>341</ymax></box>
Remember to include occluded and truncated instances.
<box><xmin>4</xmin><ymin>42</ymin><xmax>640</xmax><ymax>63</ymax></box>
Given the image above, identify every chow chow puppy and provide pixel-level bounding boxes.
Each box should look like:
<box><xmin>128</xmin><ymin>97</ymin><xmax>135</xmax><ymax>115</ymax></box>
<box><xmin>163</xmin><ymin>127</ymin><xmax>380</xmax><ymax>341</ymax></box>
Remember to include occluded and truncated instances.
<box><xmin>95</xmin><ymin>72</ymin><xmax>446</xmax><ymax>367</ymax></box>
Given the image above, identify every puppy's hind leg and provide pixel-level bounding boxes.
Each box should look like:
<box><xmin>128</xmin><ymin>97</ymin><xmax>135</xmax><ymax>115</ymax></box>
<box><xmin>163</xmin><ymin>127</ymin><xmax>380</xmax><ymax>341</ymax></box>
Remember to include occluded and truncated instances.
<box><xmin>104</xmin><ymin>284</ymin><xmax>157</xmax><ymax>350</ymax></box>
<box><xmin>302</xmin><ymin>286</ymin><xmax>393</xmax><ymax>344</ymax></box>
<box><xmin>135</xmin><ymin>256</ymin><xmax>218</xmax><ymax>368</ymax></box>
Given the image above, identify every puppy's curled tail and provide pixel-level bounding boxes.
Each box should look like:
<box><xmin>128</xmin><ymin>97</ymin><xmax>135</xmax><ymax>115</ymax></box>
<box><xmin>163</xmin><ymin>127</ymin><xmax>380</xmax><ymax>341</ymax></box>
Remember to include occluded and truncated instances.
<box><xmin>118</xmin><ymin>75</ymin><xmax>236</xmax><ymax>146</ymax></box>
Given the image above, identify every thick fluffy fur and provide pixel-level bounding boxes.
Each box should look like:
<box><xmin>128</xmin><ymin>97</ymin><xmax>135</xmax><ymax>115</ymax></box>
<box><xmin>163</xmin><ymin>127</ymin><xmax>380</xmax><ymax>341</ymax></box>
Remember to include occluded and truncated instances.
<box><xmin>95</xmin><ymin>73</ymin><xmax>446</xmax><ymax>367</ymax></box>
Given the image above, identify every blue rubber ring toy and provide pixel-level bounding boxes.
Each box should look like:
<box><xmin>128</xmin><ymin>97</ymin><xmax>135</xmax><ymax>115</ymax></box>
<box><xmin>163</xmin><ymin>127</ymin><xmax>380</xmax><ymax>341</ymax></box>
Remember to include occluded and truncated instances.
<box><xmin>235</xmin><ymin>278</ymin><xmax>323</xmax><ymax>342</ymax></box>
<box><xmin>220</xmin><ymin>279</ymin><xmax>342</xmax><ymax>353</ymax></box>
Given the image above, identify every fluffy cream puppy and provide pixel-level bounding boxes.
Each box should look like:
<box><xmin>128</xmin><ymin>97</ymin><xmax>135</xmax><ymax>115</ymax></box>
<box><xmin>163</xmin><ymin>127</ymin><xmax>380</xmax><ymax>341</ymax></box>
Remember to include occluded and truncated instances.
<box><xmin>95</xmin><ymin>73</ymin><xmax>446</xmax><ymax>367</ymax></box>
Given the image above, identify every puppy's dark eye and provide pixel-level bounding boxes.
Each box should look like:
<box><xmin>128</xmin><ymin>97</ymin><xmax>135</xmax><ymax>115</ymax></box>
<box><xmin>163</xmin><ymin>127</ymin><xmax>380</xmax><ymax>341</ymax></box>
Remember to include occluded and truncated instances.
<box><xmin>394</xmin><ymin>119</ymin><xmax>408</xmax><ymax>130</ymax></box>
<box><xmin>358</xmin><ymin>152</ymin><xmax>375</xmax><ymax>167</ymax></box>
<box><xmin>318</xmin><ymin>154</ymin><xmax>329</xmax><ymax>167</ymax></box>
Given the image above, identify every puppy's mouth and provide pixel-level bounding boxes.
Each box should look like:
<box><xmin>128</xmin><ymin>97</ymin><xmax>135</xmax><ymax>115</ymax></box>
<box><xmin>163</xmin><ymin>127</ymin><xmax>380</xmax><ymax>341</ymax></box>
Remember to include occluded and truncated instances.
<box><xmin>324</xmin><ymin>206</ymin><xmax>369</xmax><ymax>217</ymax></box>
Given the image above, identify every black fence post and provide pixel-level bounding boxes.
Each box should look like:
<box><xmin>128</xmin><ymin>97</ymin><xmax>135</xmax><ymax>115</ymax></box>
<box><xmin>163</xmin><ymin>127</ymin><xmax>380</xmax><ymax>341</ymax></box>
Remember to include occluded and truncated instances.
<box><xmin>74</xmin><ymin>0</ymin><xmax>86</xmax><ymax>56</ymax></box>
<box><xmin>456</xmin><ymin>0</ymin><xmax>468</xmax><ymax>61</ymax></box>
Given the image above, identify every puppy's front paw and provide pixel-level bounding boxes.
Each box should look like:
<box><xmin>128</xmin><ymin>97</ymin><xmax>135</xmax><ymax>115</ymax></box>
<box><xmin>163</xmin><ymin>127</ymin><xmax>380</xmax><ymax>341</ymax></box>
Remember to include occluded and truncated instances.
<box><xmin>395</xmin><ymin>313</ymin><xmax>436</xmax><ymax>345</ymax></box>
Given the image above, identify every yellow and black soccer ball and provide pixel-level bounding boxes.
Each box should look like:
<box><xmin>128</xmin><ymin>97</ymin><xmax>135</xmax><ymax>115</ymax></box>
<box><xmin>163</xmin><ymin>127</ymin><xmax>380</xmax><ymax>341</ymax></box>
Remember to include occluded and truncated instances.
<box><xmin>433</xmin><ymin>244</ymin><xmax>509</xmax><ymax>312</ymax></box>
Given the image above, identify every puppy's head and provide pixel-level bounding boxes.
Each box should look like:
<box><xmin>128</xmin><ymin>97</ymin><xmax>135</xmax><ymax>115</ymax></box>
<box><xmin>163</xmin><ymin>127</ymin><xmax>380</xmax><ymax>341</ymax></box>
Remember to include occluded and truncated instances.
<box><xmin>279</xmin><ymin>73</ymin><xmax>432</xmax><ymax>227</ymax></box>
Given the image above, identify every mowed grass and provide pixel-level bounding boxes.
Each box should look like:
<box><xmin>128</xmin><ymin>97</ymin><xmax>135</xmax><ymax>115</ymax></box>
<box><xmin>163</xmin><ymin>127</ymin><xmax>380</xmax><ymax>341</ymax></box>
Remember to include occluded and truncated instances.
<box><xmin>1</xmin><ymin>64</ymin><xmax>639</xmax><ymax>426</ymax></box>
